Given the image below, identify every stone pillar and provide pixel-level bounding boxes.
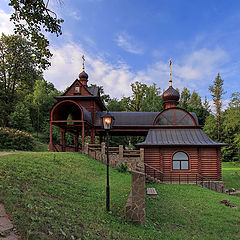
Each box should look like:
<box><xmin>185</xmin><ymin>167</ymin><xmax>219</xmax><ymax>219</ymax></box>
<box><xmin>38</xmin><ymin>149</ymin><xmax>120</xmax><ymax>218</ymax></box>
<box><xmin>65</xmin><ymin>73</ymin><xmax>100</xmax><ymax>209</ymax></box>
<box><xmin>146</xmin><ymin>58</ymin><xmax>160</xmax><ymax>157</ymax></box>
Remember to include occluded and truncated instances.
<box><xmin>84</xmin><ymin>143</ymin><xmax>89</xmax><ymax>155</ymax></box>
<box><xmin>119</xmin><ymin>145</ymin><xmax>123</xmax><ymax>159</ymax></box>
<box><xmin>126</xmin><ymin>170</ymin><xmax>146</xmax><ymax>224</ymax></box>
<box><xmin>101</xmin><ymin>142</ymin><xmax>105</xmax><ymax>155</ymax></box>
<box><xmin>140</xmin><ymin>148</ymin><xmax>144</xmax><ymax>162</ymax></box>
<box><xmin>136</xmin><ymin>148</ymin><xmax>145</xmax><ymax>172</ymax></box>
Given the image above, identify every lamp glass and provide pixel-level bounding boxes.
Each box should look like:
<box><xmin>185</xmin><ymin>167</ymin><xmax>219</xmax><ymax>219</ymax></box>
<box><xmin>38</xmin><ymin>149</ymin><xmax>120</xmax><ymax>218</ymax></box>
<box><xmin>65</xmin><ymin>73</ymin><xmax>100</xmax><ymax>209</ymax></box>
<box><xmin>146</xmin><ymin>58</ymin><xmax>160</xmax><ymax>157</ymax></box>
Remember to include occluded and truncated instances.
<box><xmin>103</xmin><ymin>117</ymin><xmax>112</xmax><ymax>130</ymax></box>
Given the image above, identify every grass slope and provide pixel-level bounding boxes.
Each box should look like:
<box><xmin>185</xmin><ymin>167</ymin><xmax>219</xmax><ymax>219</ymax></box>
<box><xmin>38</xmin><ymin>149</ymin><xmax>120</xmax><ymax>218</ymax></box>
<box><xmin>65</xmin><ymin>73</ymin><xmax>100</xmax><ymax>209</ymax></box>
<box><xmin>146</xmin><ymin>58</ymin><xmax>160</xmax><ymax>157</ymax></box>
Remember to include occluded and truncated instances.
<box><xmin>0</xmin><ymin>153</ymin><xmax>239</xmax><ymax>239</ymax></box>
<box><xmin>222</xmin><ymin>162</ymin><xmax>240</xmax><ymax>189</ymax></box>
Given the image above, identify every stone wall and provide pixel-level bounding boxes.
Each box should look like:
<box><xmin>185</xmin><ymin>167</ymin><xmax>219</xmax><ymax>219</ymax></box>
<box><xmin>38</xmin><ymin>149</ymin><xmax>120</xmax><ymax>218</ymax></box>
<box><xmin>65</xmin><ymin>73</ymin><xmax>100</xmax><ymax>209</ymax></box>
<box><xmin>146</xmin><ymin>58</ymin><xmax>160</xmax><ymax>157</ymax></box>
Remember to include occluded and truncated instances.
<box><xmin>84</xmin><ymin>143</ymin><xmax>144</xmax><ymax>172</ymax></box>
<box><xmin>200</xmin><ymin>181</ymin><xmax>226</xmax><ymax>193</ymax></box>
<box><xmin>126</xmin><ymin>170</ymin><xmax>146</xmax><ymax>224</ymax></box>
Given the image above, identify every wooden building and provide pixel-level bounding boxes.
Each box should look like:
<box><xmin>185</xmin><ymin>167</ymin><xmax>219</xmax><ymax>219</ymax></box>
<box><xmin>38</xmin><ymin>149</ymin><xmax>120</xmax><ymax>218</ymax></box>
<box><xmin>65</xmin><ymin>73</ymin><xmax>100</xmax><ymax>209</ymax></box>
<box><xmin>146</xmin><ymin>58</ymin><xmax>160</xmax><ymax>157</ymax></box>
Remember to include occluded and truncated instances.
<box><xmin>49</xmin><ymin>58</ymin><xmax>226</xmax><ymax>182</ymax></box>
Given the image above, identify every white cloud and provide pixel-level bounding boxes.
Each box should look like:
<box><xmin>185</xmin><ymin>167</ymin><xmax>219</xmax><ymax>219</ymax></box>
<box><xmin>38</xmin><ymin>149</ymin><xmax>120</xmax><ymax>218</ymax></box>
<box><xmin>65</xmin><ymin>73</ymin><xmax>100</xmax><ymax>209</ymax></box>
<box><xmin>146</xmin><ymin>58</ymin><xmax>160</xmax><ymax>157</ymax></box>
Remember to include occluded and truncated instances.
<box><xmin>115</xmin><ymin>31</ymin><xmax>144</xmax><ymax>54</ymax></box>
<box><xmin>44</xmin><ymin>42</ymin><xmax>229</xmax><ymax>101</ymax></box>
<box><xmin>209</xmin><ymin>99</ymin><xmax>229</xmax><ymax>113</ymax></box>
<box><xmin>44</xmin><ymin>42</ymin><xmax>133</xmax><ymax>98</ymax></box>
<box><xmin>0</xmin><ymin>9</ymin><xmax>14</xmax><ymax>35</ymax></box>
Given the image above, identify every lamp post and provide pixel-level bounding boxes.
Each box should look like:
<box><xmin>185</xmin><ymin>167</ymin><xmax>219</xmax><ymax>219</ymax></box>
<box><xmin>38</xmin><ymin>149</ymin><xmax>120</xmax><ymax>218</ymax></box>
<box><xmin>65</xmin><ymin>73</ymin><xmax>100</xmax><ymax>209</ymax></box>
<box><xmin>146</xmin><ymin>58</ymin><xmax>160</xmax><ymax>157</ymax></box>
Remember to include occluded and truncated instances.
<box><xmin>101</xmin><ymin>112</ymin><xmax>115</xmax><ymax>211</ymax></box>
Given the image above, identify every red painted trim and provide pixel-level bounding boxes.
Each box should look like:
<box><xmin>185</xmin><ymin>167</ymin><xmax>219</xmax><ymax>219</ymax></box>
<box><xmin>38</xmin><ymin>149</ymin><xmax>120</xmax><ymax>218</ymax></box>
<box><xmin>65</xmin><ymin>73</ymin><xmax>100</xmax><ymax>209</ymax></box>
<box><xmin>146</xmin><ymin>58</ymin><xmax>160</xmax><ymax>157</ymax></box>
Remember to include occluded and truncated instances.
<box><xmin>161</xmin><ymin>113</ymin><xmax>174</xmax><ymax>125</ymax></box>
<box><xmin>153</xmin><ymin>108</ymin><xmax>197</xmax><ymax>126</ymax></box>
<box><xmin>50</xmin><ymin>99</ymin><xmax>84</xmax><ymax>121</ymax></box>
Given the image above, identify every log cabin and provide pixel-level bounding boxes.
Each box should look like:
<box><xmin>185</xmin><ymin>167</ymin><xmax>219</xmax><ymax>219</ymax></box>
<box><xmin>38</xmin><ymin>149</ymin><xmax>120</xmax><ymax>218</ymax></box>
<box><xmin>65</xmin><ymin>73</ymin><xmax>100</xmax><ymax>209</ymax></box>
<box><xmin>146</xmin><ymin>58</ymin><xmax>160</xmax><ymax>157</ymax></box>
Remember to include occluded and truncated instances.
<box><xmin>49</xmin><ymin>58</ymin><xmax>226</xmax><ymax>182</ymax></box>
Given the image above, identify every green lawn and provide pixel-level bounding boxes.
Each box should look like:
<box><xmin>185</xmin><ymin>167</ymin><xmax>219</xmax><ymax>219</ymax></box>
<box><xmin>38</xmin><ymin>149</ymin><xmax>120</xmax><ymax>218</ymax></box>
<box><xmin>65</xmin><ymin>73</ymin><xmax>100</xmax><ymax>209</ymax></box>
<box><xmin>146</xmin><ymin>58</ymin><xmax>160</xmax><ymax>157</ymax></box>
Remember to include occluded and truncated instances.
<box><xmin>0</xmin><ymin>153</ymin><xmax>239</xmax><ymax>239</ymax></box>
<box><xmin>222</xmin><ymin>161</ymin><xmax>240</xmax><ymax>189</ymax></box>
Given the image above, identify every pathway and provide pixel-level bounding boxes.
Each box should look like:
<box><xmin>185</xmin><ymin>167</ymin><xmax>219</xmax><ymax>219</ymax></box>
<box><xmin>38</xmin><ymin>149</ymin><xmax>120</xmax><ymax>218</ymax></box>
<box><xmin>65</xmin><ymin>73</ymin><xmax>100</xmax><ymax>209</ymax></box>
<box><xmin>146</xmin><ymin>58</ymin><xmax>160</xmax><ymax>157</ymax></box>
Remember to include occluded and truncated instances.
<box><xmin>0</xmin><ymin>204</ymin><xmax>20</xmax><ymax>240</ymax></box>
<box><xmin>0</xmin><ymin>153</ymin><xmax>20</xmax><ymax>239</ymax></box>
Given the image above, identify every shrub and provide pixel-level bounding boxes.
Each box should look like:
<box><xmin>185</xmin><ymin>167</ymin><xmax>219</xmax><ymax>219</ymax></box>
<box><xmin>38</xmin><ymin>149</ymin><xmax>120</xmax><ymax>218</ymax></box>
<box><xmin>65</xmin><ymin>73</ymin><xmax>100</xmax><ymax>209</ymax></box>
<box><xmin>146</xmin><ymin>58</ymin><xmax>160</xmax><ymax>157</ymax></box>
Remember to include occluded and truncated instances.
<box><xmin>0</xmin><ymin>127</ymin><xmax>35</xmax><ymax>151</ymax></box>
<box><xmin>116</xmin><ymin>163</ymin><xmax>128</xmax><ymax>173</ymax></box>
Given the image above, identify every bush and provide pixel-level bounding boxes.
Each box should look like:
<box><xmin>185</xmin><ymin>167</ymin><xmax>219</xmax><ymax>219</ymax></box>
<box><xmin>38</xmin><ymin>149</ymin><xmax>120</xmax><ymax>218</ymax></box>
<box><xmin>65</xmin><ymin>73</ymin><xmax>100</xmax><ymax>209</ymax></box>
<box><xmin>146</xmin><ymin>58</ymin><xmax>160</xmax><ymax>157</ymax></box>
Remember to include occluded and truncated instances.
<box><xmin>116</xmin><ymin>163</ymin><xmax>128</xmax><ymax>173</ymax></box>
<box><xmin>0</xmin><ymin>127</ymin><xmax>35</xmax><ymax>151</ymax></box>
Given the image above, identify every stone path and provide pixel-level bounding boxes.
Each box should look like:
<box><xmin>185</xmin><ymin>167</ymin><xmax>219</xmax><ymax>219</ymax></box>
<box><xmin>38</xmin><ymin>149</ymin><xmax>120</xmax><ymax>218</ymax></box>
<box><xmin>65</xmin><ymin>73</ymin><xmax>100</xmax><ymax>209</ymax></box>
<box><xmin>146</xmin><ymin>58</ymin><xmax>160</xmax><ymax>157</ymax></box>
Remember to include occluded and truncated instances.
<box><xmin>0</xmin><ymin>154</ymin><xmax>20</xmax><ymax>239</ymax></box>
<box><xmin>0</xmin><ymin>204</ymin><xmax>20</xmax><ymax>240</ymax></box>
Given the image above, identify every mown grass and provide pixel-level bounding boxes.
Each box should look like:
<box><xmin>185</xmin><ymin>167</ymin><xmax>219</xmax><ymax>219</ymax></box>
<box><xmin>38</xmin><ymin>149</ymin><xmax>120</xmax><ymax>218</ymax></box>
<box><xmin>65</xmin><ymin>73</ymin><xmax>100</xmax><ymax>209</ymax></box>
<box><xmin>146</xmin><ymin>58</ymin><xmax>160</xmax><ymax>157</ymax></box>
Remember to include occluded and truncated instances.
<box><xmin>222</xmin><ymin>161</ymin><xmax>240</xmax><ymax>189</ymax></box>
<box><xmin>0</xmin><ymin>153</ymin><xmax>239</xmax><ymax>239</ymax></box>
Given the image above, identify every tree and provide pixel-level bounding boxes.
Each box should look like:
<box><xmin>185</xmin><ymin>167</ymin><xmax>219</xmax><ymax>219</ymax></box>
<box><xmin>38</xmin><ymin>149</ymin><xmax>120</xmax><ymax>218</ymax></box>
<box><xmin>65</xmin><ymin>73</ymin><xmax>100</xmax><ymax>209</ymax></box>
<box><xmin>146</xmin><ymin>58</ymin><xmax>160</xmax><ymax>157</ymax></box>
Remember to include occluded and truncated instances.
<box><xmin>0</xmin><ymin>34</ymin><xmax>41</xmax><ymax>126</ymax></box>
<box><xmin>203</xmin><ymin>114</ymin><xmax>218</xmax><ymax>141</ymax></box>
<box><xmin>203</xmin><ymin>96</ymin><xmax>211</xmax><ymax>113</ymax></box>
<box><xmin>9</xmin><ymin>0</ymin><xmax>64</xmax><ymax>69</ymax></box>
<box><xmin>129</xmin><ymin>81</ymin><xmax>147</xmax><ymax>111</ymax></box>
<box><xmin>89</xmin><ymin>84</ymin><xmax>110</xmax><ymax>104</ymax></box>
<box><xmin>142</xmin><ymin>83</ymin><xmax>163</xmax><ymax>112</ymax></box>
<box><xmin>9</xmin><ymin>102</ymin><xmax>32</xmax><ymax>131</ymax></box>
<box><xmin>179</xmin><ymin>87</ymin><xmax>191</xmax><ymax>109</ymax></box>
<box><xmin>221</xmin><ymin>92</ymin><xmax>240</xmax><ymax>161</ymax></box>
<box><xmin>107</xmin><ymin>98</ymin><xmax>125</xmax><ymax>111</ymax></box>
<box><xmin>209</xmin><ymin>73</ymin><xmax>225</xmax><ymax>140</ymax></box>
<box><xmin>189</xmin><ymin>90</ymin><xmax>201</xmax><ymax>108</ymax></box>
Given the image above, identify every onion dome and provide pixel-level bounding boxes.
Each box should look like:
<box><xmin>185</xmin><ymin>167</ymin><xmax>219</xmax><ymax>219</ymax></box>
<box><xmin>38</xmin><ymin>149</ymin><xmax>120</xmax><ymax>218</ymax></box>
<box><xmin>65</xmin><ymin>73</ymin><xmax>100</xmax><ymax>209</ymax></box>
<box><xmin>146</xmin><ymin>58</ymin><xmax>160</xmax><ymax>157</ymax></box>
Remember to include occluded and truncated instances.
<box><xmin>162</xmin><ymin>86</ymin><xmax>180</xmax><ymax>102</ymax></box>
<box><xmin>162</xmin><ymin>59</ymin><xmax>180</xmax><ymax>109</ymax></box>
<box><xmin>79</xmin><ymin>71</ymin><xmax>88</xmax><ymax>79</ymax></box>
<box><xmin>79</xmin><ymin>55</ymin><xmax>88</xmax><ymax>86</ymax></box>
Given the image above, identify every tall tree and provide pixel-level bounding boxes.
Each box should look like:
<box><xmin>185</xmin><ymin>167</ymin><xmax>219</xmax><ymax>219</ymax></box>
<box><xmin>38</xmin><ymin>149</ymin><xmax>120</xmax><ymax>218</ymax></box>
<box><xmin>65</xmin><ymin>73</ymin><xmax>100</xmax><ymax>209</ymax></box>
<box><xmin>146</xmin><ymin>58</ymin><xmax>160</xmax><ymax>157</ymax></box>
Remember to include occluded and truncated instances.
<box><xmin>9</xmin><ymin>0</ymin><xmax>64</xmax><ymax>69</ymax></box>
<box><xmin>9</xmin><ymin>102</ymin><xmax>32</xmax><ymax>131</ymax></box>
<box><xmin>221</xmin><ymin>92</ymin><xmax>240</xmax><ymax>161</ymax></box>
<box><xmin>179</xmin><ymin>87</ymin><xmax>191</xmax><ymax>109</ymax></box>
<box><xmin>130</xmin><ymin>81</ymin><xmax>147</xmax><ymax>111</ymax></box>
<box><xmin>0</xmin><ymin>34</ymin><xmax>41</xmax><ymax>126</ymax></box>
<box><xmin>209</xmin><ymin>73</ymin><xmax>225</xmax><ymax>140</ymax></box>
<box><xmin>189</xmin><ymin>90</ymin><xmax>201</xmax><ymax>108</ymax></box>
<box><xmin>142</xmin><ymin>83</ymin><xmax>163</xmax><ymax>112</ymax></box>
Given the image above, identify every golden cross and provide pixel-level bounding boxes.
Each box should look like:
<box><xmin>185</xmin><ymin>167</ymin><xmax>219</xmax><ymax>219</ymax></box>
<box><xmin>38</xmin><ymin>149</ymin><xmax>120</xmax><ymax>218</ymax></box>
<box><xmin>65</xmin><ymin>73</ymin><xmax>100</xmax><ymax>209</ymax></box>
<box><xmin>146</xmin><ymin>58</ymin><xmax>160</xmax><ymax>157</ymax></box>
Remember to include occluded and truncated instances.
<box><xmin>169</xmin><ymin>58</ymin><xmax>172</xmax><ymax>87</ymax></box>
<box><xmin>82</xmin><ymin>55</ymin><xmax>85</xmax><ymax>71</ymax></box>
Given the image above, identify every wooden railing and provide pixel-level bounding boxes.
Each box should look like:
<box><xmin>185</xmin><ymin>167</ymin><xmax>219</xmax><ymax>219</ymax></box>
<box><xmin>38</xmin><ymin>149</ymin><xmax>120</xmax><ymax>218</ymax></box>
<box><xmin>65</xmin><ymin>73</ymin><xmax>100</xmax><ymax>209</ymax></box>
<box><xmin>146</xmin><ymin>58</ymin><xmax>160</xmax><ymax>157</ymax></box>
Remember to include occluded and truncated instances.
<box><xmin>143</xmin><ymin>163</ymin><xmax>220</xmax><ymax>186</ymax></box>
<box><xmin>87</xmin><ymin>144</ymin><xmax>141</xmax><ymax>158</ymax></box>
<box><xmin>123</xmin><ymin>149</ymin><xmax>140</xmax><ymax>157</ymax></box>
<box><xmin>52</xmin><ymin>143</ymin><xmax>81</xmax><ymax>152</ymax></box>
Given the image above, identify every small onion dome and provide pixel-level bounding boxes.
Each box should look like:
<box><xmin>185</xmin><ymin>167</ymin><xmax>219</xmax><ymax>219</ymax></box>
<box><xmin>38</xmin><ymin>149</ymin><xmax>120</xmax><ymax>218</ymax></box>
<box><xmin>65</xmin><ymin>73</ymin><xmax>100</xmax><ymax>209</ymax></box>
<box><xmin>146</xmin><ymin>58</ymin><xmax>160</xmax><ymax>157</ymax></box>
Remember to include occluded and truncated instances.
<box><xmin>162</xmin><ymin>86</ymin><xmax>180</xmax><ymax>102</ymax></box>
<box><xmin>79</xmin><ymin>71</ymin><xmax>88</xmax><ymax>79</ymax></box>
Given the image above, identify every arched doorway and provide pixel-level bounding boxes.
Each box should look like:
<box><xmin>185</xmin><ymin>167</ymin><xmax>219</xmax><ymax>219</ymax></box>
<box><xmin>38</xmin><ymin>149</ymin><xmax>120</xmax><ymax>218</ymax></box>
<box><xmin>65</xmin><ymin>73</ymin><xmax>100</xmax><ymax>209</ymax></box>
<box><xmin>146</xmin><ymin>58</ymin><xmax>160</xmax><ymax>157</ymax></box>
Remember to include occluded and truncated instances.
<box><xmin>49</xmin><ymin>100</ymin><xmax>92</xmax><ymax>152</ymax></box>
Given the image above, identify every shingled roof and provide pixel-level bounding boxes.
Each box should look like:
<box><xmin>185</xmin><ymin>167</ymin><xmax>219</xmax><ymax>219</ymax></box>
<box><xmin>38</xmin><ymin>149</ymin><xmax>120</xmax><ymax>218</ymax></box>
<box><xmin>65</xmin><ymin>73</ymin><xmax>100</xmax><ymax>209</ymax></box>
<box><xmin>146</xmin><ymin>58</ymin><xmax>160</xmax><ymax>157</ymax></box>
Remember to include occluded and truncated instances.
<box><xmin>137</xmin><ymin>129</ymin><xmax>227</xmax><ymax>146</ymax></box>
<box><xmin>95</xmin><ymin>112</ymin><xmax>159</xmax><ymax>126</ymax></box>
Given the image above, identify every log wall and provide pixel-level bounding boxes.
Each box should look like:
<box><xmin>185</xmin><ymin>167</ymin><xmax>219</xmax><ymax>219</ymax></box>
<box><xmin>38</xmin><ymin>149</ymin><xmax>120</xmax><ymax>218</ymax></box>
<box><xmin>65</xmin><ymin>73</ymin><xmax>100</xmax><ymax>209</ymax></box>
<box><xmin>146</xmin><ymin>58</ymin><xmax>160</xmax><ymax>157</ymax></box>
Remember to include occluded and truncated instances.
<box><xmin>144</xmin><ymin>146</ymin><xmax>222</xmax><ymax>181</ymax></box>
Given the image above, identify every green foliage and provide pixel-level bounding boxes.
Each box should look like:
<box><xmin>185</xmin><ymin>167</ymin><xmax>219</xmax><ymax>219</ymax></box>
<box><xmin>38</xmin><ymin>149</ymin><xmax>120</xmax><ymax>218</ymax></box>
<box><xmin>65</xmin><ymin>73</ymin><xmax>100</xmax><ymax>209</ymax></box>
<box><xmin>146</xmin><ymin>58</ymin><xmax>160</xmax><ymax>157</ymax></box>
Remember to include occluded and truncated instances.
<box><xmin>9</xmin><ymin>102</ymin><xmax>32</xmax><ymax>132</ymax></box>
<box><xmin>0</xmin><ymin>34</ymin><xmax>42</xmax><ymax>126</ymax></box>
<box><xmin>179</xmin><ymin>87</ymin><xmax>191</xmax><ymax>109</ymax></box>
<box><xmin>141</xmin><ymin>83</ymin><xmax>164</xmax><ymax>112</ymax></box>
<box><xmin>9</xmin><ymin>0</ymin><xmax>64</xmax><ymax>69</ymax></box>
<box><xmin>119</xmin><ymin>81</ymin><xmax>163</xmax><ymax>113</ymax></box>
<box><xmin>107</xmin><ymin>98</ymin><xmax>125</xmax><ymax>111</ymax></box>
<box><xmin>0</xmin><ymin>127</ymin><xmax>35</xmax><ymax>150</ymax></box>
<box><xmin>203</xmin><ymin>114</ymin><xmax>218</xmax><ymax>140</ymax></box>
<box><xmin>221</xmin><ymin>92</ymin><xmax>240</xmax><ymax>161</ymax></box>
<box><xmin>209</xmin><ymin>73</ymin><xmax>225</xmax><ymax>140</ymax></box>
<box><xmin>116</xmin><ymin>163</ymin><xmax>128</xmax><ymax>173</ymax></box>
<box><xmin>0</xmin><ymin>152</ymin><xmax>239</xmax><ymax>239</ymax></box>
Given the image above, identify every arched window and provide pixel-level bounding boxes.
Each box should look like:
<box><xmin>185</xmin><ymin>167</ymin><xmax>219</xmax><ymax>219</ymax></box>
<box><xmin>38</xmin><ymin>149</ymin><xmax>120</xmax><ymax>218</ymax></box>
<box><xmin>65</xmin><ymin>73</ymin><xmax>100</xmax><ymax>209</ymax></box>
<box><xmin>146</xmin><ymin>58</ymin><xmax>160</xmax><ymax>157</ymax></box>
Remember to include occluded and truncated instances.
<box><xmin>154</xmin><ymin>109</ymin><xmax>197</xmax><ymax>126</ymax></box>
<box><xmin>172</xmin><ymin>151</ymin><xmax>189</xmax><ymax>170</ymax></box>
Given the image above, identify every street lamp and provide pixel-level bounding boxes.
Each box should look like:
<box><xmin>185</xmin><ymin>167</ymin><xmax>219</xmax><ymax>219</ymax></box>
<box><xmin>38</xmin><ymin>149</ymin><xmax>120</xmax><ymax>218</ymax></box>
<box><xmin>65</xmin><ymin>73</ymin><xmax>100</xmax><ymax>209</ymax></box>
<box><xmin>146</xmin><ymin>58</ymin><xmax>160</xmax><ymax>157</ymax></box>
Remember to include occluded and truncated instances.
<box><xmin>101</xmin><ymin>111</ymin><xmax>115</xmax><ymax>211</ymax></box>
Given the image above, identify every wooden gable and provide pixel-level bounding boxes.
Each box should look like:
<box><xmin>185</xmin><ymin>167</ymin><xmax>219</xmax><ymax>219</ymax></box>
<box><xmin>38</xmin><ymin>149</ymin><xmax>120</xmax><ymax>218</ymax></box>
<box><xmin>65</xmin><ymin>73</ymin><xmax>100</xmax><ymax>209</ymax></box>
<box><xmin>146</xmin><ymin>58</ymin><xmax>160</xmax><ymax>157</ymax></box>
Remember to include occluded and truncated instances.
<box><xmin>63</xmin><ymin>79</ymin><xmax>93</xmax><ymax>96</ymax></box>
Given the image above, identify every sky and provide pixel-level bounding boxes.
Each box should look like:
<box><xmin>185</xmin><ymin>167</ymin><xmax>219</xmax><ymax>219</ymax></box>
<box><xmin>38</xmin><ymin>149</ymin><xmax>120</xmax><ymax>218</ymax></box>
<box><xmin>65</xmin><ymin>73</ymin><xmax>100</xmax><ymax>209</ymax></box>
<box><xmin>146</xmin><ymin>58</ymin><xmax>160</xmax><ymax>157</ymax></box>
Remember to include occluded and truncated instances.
<box><xmin>0</xmin><ymin>0</ymin><xmax>239</xmax><ymax>104</ymax></box>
